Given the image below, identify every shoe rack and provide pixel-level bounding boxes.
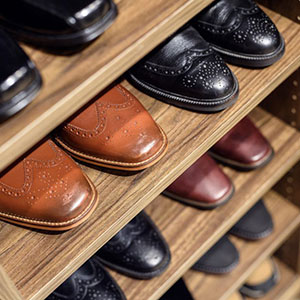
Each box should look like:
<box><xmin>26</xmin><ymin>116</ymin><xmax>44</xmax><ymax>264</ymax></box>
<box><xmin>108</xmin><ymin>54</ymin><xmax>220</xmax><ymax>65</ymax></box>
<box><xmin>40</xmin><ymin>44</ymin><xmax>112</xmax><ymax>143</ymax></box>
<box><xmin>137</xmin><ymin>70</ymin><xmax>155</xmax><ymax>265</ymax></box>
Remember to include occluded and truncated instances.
<box><xmin>0</xmin><ymin>1</ymin><xmax>300</xmax><ymax>300</ymax></box>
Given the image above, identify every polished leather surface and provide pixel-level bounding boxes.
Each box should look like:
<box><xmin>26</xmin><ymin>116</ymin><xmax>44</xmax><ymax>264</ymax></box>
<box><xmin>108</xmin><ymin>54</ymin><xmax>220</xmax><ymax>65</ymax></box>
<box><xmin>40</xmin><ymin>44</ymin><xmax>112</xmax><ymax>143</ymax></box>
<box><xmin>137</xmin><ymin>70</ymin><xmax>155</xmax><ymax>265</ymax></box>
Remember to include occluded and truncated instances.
<box><xmin>96</xmin><ymin>211</ymin><xmax>171</xmax><ymax>279</ymax></box>
<box><xmin>160</xmin><ymin>279</ymin><xmax>194</xmax><ymax>300</ymax></box>
<box><xmin>0</xmin><ymin>139</ymin><xmax>98</xmax><ymax>230</ymax></box>
<box><xmin>56</xmin><ymin>85</ymin><xmax>167</xmax><ymax>170</ymax></box>
<box><xmin>192</xmin><ymin>235</ymin><xmax>239</xmax><ymax>274</ymax></box>
<box><xmin>230</xmin><ymin>200</ymin><xmax>273</xmax><ymax>240</ymax></box>
<box><xmin>47</xmin><ymin>256</ymin><xmax>126</xmax><ymax>300</ymax></box>
<box><xmin>193</xmin><ymin>0</ymin><xmax>284</xmax><ymax>65</ymax></box>
<box><xmin>210</xmin><ymin>117</ymin><xmax>273</xmax><ymax>169</ymax></box>
<box><xmin>0</xmin><ymin>0</ymin><xmax>111</xmax><ymax>34</ymax></box>
<box><xmin>165</xmin><ymin>153</ymin><xmax>234</xmax><ymax>208</ymax></box>
<box><xmin>129</xmin><ymin>26</ymin><xmax>238</xmax><ymax>112</ymax></box>
<box><xmin>0</xmin><ymin>29</ymin><xmax>41</xmax><ymax>120</ymax></box>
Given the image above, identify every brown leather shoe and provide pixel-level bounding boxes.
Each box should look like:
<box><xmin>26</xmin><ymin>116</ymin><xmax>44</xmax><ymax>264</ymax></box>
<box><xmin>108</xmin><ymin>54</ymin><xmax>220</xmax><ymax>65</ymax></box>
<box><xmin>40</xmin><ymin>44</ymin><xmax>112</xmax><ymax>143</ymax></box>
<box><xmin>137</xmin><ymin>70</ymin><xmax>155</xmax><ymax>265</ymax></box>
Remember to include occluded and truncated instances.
<box><xmin>0</xmin><ymin>140</ymin><xmax>98</xmax><ymax>231</ymax></box>
<box><xmin>56</xmin><ymin>85</ymin><xmax>168</xmax><ymax>171</ymax></box>
<box><xmin>164</xmin><ymin>154</ymin><xmax>234</xmax><ymax>209</ymax></box>
<box><xmin>210</xmin><ymin>117</ymin><xmax>274</xmax><ymax>171</ymax></box>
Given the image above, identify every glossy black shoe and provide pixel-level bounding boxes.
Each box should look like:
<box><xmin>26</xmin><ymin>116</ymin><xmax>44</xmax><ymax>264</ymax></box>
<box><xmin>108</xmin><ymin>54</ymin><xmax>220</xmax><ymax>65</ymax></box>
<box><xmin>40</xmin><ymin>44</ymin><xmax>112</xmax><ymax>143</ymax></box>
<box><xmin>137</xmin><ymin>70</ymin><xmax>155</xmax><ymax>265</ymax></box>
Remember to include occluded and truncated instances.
<box><xmin>230</xmin><ymin>200</ymin><xmax>273</xmax><ymax>240</ymax></box>
<box><xmin>193</xmin><ymin>0</ymin><xmax>285</xmax><ymax>68</ymax></box>
<box><xmin>0</xmin><ymin>30</ymin><xmax>41</xmax><ymax>122</ymax></box>
<box><xmin>128</xmin><ymin>26</ymin><xmax>239</xmax><ymax>112</ymax></box>
<box><xmin>192</xmin><ymin>235</ymin><xmax>239</xmax><ymax>274</ymax></box>
<box><xmin>46</xmin><ymin>256</ymin><xmax>126</xmax><ymax>300</ymax></box>
<box><xmin>0</xmin><ymin>0</ymin><xmax>118</xmax><ymax>50</ymax></box>
<box><xmin>96</xmin><ymin>211</ymin><xmax>171</xmax><ymax>279</ymax></box>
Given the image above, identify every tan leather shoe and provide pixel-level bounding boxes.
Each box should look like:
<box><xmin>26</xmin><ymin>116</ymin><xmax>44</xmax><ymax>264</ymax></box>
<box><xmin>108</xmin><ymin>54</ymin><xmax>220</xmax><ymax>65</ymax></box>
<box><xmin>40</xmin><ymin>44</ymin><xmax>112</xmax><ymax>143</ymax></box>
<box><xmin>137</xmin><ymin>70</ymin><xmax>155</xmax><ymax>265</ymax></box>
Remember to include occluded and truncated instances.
<box><xmin>56</xmin><ymin>85</ymin><xmax>168</xmax><ymax>171</ymax></box>
<box><xmin>0</xmin><ymin>140</ymin><xmax>98</xmax><ymax>231</ymax></box>
<box><xmin>227</xmin><ymin>291</ymin><xmax>245</xmax><ymax>300</ymax></box>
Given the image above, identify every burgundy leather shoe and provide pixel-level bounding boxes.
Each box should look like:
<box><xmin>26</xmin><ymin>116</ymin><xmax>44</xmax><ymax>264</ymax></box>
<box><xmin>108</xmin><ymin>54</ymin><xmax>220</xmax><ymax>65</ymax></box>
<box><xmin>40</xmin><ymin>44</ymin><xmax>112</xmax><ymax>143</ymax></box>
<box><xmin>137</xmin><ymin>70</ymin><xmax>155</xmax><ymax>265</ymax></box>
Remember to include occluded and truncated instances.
<box><xmin>210</xmin><ymin>117</ymin><xmax>274</xmax><ymax>171</ymax></box>
<box><xmin>164</xmin><ymin>154</ymin><xmax>234</xmax><ymax>209</ymax></box>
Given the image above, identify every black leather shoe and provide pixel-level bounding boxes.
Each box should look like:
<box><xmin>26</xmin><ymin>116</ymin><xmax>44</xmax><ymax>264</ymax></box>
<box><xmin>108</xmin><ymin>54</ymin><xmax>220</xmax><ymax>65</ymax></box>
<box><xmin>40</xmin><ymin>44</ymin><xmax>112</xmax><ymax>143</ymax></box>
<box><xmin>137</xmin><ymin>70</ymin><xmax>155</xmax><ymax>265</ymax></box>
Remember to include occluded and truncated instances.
<box><xmin>128</xmin><ymin>26</ymin><xmax>239</xmax><ymax>112</ymax></box>
<box><xmin>0</xmin><ymin>0</ymin><xmax>118</xmax><ymax>50</ymax></box>
<box><xmin>46</xmin><ymin>256</ymin><xmax>126</xmax><ymax>300</ymax></box>
<box><xmin>96</xmin><ymin>211</ymin><xmax>171</xmax><ymax>279</ymax></box>
<box><xmin>160</xmin><ymin>279</ymin><xmax>194</xmax><ymax>300</ymax></box>
<box><xmin>193</xmin><ymin>0</ymin><xmax>285</xmax><ymax>68</ymax></box>
<box><xmin>192</xmin><ymin>235</ymin><xmax>239</xmax><ymax>274</ymax></box>
<box><xmin>230</xmin><ymin>200</ymin><xmax>273</xmax><ymax>240</ymax></box>
<box><xmin>0</xmin><ymin>30</ymin><xmax>41</xmax><ymax>122</ymax></box>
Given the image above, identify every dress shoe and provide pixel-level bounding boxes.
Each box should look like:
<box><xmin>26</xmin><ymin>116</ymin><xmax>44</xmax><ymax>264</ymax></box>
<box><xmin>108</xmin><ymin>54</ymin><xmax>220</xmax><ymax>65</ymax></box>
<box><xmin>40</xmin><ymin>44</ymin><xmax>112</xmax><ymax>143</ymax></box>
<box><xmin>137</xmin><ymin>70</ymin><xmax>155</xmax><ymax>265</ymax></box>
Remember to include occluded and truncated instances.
<box><xmin>192</xmin><ymin>235</ymin><xmax>239</xmax><ymax>274</ymax></box>
<box><xmin>193</xmin><ymin>0</ymin><xmax>285</xmax><ymax>67</ymax></box>
<box><xmin>230</xmin><ymin>200</ymin><xmax>273</xmax><ymax>240</ymax></box>
<box><xmin>56</xmin><ymin>85</ymin><xmax>168</xmax><ymax>171</ymax></box>
<box><xmin>164</xmin><ymin>153</ymin><xmax>234</xmax><ymax>209</ymax></box>
<box><xmin>47</xmin><ymin>256</ymin><xmax>126</xmax><ymax>300</ymax></box>
<box><xmin>96</xmin><ymin>211</ymin><xmax>171</xmax><ymax>279</ymax></box>
<box><xmin>240</xmin><ymin>258</ymin><xmax>279</xmax><ymax>298</ymax></box>
<box><xmin>210</xmin><ymin>117</ymin><xmax>274</xmax><ymax>171</ymax></box>
<box><xmin>0</xmin><ymin>139</ymin><xmax>98</xmax><ymax>231</ymax></box>
<box><xmin>0</xmin><ymin>30</ymin><xmax>41</xmax><ymax>122</ymax></box>
<box><xmin>160</xmin><ymin>279</ymin><xmax>194</xmax><ymax>300</ymax></box>
<box><xmin>0</xmin><ymin>0</ymin><xmax>118</xmax><ymax>50</ymax></box>
<box><xmin>128</xmin><ymin>26</ymin><xmax>239</xmax><ymax>112</ymax></box>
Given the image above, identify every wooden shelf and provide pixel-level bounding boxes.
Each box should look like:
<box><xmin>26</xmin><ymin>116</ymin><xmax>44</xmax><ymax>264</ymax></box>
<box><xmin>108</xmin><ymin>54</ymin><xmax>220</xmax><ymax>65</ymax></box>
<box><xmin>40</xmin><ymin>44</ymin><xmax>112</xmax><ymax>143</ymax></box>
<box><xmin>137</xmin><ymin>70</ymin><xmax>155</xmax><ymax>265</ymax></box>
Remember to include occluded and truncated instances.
<box><xmin>246</xmin><ymin>258</ymin><xmax>300</xmax><ymax>300</ymax></box>
<box><xmin>1</xmin><ymin>108</ymin><xmax>300</xmax><ymax>300</ymax></box>
<box><xmin>0</xmin><ymin>0</ymin><xmax>215</xmax><ymax>173</ymax></box>
<box><xmin>184</xmin><ymin>195</ymin><xmax>300</xmax><ymax>300</ymax></box>
<box><xmin>0</xmin><ymin>7</ymin><xmax>299</xmax><ymax>173</ymax></box>
<box><xmin>111</xmin><ymin>191</ymin><xmax>300</xmax><ymax>300</ymax></box>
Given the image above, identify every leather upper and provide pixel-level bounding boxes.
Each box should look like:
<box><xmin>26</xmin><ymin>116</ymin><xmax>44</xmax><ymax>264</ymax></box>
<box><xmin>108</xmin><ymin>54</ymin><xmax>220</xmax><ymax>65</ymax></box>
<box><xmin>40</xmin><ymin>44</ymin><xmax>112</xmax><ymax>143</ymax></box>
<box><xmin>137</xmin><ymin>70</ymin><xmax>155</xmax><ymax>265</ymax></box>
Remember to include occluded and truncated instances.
<box><xmin>194</xmin><ymin>0</ymin><xmax>282</xmax><ymax>55</ymax></box>
<box><xmin>211</xmin><ymin>117</ymin><xmax>273</xmax><ymax>167</ymax></box>
<box><xmin>57</xmin><ymin>85</ymin><xmax>167</xmax><ymax>169</ymax></box>
<box><xmin>0</xmin><ymin>30</ymin><xmax>38</xmax><ymax>107</ymax></box>
<box><xmin>0</xmin><ymin>139</ymin><xmax>97</xmax><ymax>230</ymax></box>
<box><xmin>192</xmin><ymin>235</ymin><xmax>239</xmax><ymax>274</ymax></box>
<box><xmin>0</xmin><ymin>0</ymin><xmax>111</xmax><ymax>34</ymax></box>
<box><xmin>166</xmin><ymin>153</ymin><xmax>233</xmax><ymax>205</ymax></box>
<box><xmin>96</xmin><ymin>211</ymin><xmax>170</xmax><ymax>278</ymax></box>
<box><xmin>47</xmin><ymin>256</ymin><xmax>125</xmax><ymax>300</ymax></box>
<box><xmin>129</xmin><ymin>26</ymin><xmax>237</xmax><ymax>106</ymax></box>
<box><xmin>230</xmin><ymin>200</ymin><xmax>273</xmax><ymax>240</ymax></box>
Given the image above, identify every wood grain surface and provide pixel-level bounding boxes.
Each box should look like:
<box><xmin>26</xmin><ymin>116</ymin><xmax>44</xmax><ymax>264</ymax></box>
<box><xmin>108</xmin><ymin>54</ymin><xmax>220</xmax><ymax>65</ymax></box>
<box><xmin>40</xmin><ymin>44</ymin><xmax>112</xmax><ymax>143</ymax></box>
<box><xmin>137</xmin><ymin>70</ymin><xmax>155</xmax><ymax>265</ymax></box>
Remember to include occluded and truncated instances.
<box><xmin>0</xmin><ymin>0</ymin><xmax>214</xmax><ymax>172</ymax></box>
<box><xmin>246</xmin><ymin>258</ymin><xmax>300</xmax><ymax>300</ymax></box>
<box><xmin>184</xmin><ymin>194</ymin><xmax>300</xmax><ymax>300</ymax></box>
<box><xmin>0</xmin><ymin>107</ymin><xmax>300</xmax><ymax>300</ymax></box>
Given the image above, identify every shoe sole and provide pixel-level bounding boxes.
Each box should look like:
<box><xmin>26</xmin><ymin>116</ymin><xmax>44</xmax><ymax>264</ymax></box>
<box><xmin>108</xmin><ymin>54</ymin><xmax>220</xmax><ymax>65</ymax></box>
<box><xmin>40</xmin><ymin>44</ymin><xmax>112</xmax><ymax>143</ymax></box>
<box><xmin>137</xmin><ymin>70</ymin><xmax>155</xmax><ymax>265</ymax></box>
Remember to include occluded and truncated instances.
<box><xmin>97</xmin><ymin>212</ymin><xmax>171</xmax><ymax>279</ymax></box>
<box><xmin>211</xmin><ymin>35</ymin><xmax>285</xmax><ymax>68</ymax></box>
<box><xmin>0</xmin><ymin>173</ymin><xmax>99</xmax><ymax>231</ymax></box>
<box><xmin>209</xmin><ymin>147</ymin><xmax>275</xmax><ymax>171</ymax></box>
<box><xmin>127</xmin><ymin>71</ymin><xmax>239</xmax><ymax>113</ymax></box>
<box><xmin>0</xmin><ymin>0</ymin><xmax>118</xmax><ymax>49</ymax></box>
<box><xmin>163</xmin><ymin>183</ymin><xmax>235</xmax><ymax>210</ymax></box>
<box><xmin>0</xmin><ymin>68</ymin><xmax>42</xmax><ymax>122</ymax></box>
<box><xmin>55</xmin><ymin>125</ymin><xmax>168</xmax><ymax>171</ymax></box>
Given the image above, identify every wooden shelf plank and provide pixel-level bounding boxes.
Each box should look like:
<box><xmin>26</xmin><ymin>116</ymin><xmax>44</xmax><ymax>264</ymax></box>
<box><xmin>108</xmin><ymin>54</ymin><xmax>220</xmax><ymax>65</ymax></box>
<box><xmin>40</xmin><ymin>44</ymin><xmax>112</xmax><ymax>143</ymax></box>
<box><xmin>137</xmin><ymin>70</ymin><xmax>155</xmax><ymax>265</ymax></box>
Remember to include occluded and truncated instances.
<box><xmin>246</xmin><ymin>258</ymin><xmax>300</xmax><ymax>300</ymax></box>
<box><xmin>184</xmin><ymin>195</ymin><xmax>300</xmax><ymax>300</ymax></box>
<box><xmin>111</xmin><ymin>192</ymin><xmax>300</xmax><ymax>300</ymax></box>
<box><xmin>0</xmin><ymin>109</ymin><xmax>300</xmax><ymax>299</ymax></box>
<box><xmin>0</xmin><ymin>0</ymin><xmax>215</xmax><ymax>172</ymax></box>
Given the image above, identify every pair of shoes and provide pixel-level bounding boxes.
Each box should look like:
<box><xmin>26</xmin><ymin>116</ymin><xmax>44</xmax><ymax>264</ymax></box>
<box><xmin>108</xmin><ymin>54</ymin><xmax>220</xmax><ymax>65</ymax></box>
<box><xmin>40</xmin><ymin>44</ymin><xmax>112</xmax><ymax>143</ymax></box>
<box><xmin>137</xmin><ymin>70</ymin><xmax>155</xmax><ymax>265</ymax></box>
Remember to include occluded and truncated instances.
<box><xmin>192</xmin><ymin>200</ymin><xmax>273</xmax><ymax>274</ymax></box>
<box><xmin>128</xmin><ymin>0</ymin><xmax>284</xmax><ymax>112</ymax></box>
<box><xmin>48</xmin><ymin>211</ymin><xmax>171</xmax><ymax>299</ymax></box>
<box><xmin>163</xmin><ymin>116</ymin><xmax>273</xmax><ymax>208</ymax></box>
<box><xmin>0</xmin><ymin>85</ymin><xmax>168</xmax><ymax>230</ymax></box>
<box><xmin>0</xmin><ymin>0</ymin><xmax>118</xmax><ymax>122</ymax></box>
